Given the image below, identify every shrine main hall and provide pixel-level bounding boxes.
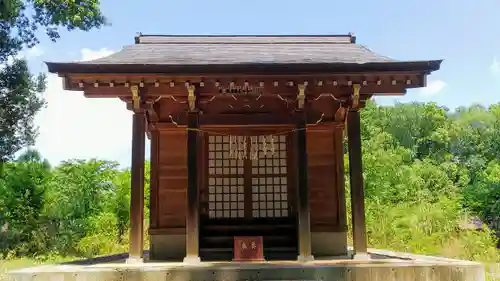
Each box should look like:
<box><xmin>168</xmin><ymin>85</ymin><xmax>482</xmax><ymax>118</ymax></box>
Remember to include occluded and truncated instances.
<box><xmin>46</xmin><ymin>34</ymin><xmax>442</xmax><ymax>263</ymax></box>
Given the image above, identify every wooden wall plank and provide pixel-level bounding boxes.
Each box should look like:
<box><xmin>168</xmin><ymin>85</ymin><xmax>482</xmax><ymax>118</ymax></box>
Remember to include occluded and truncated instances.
<box><xmin>307</xmin><ymin>123</ymin><xmax>345</xmax><ymax>232</ymax></box>
<box><xmin>334</xmin><ymin>129</ymin><xmax>347</xmax><ymax>229</ymax></box>
<box><xmin>156</xmin><ymin>129</ymin><xmax>188</xmax><ymax>229</ymax></box>
<box><xmin>149</xmin><ymin>130</ymin><xmax>159</xmax><ymax>228</ymax></box>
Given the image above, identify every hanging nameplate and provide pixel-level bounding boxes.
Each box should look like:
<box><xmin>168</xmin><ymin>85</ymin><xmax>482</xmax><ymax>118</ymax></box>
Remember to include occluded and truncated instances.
<box><xmin>217</xmin><ymin>83</ymin><xmax>263</xmax><ymax>94</ymax></box>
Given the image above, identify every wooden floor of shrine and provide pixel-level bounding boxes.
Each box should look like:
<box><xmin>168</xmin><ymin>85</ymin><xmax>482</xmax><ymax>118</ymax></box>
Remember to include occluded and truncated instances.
<box><xmin>8</xmin><ymin>249</ymin><xmax>485</xmax><ymax>281</ymax></box>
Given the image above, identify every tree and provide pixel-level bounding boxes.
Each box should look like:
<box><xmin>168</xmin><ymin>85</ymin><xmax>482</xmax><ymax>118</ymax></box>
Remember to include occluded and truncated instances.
<box><xmin>0</xmin><ymin>0</ymin><xmax>108</xmax><ymax>61</ymax></box>
<box><xmin>0</xmin><ymin>60</ymin><xmax>46</xmax><ymax>163</ymax></box>
<box><xmin>0</xmin><ymin>0</ymin><xmax>107</xmax><ymax>163</ymax></box>
<box><xmin>0</xmin><ymin>149</ymin><xmax>51</xmax><ymax>256</ymax></box>
<box><xmin>43</xmin><ymin>159</ymin><xmax>119</xmax><ymax>254</ymax></box>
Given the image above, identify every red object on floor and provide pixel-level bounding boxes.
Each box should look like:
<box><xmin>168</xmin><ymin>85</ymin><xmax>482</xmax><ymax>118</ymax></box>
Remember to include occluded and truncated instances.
<box><xmin>234</xmin><ymin>236</ymin><xmax>264</xmax><ymax>261</ymax></box>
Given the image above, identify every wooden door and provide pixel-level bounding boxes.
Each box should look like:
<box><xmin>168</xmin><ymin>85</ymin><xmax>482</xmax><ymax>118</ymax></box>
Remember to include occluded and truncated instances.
<box><xmin>249</xmin><ymin>135</ymin><xmax>289</xmax><ymax>219</ymax></box>
<box><xmin>206</xmin><ymin>134</ymin><xmax>246</xmax><ymax>220</ymax></box>
<box><xmin>203</xmin><ymin>134</ymin><xmax>291</xmax><ymax>221</ymax></box>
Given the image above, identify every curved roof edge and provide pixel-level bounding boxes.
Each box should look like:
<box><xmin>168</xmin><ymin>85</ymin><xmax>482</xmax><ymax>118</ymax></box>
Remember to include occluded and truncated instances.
<box><xmin>46</xmin><ymin>60</ymin><xmax>443</xmax><ymax>75</ymax></box>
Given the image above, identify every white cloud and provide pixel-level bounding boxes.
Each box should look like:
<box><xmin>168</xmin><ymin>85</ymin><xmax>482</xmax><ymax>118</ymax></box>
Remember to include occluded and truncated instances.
<box><xmin>34</xmin><ymin>48</ymin><xmax>140</xmax><ymax>167</ymax></box>
<box><xmin>420</xmin><ymin>79</ymin><xmax>447</xmax><ymax>97</ymax></box>
<box><xmin>490</xmin><ymin>56</ymin><xmax>500</xmax><ymax>74</ymax></box>
<box><xmin>80</xmin><ymin>48</ymin><xmax>114</xmax><ymax>61</ymax></box>
<box><xmin>24</xmin><ymin>46</ymin><xmax>44</xmax><ymax>59</ymax></box>
<box><xmin>1</xmin><ymin>46</ymin><xmax>45</xmax><ymax>69</ymax></box>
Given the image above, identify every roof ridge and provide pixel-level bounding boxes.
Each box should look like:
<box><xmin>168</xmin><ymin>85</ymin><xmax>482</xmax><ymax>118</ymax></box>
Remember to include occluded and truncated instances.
<box><xmin>134</xmin><ymin>34</ymin><xmax>357</xmax><ymax>45</ymax></box>
<box><xmin>135</xmin><ymin>42</ymin><xmax>353</xmax><ymax>45</ymax></box>
<box><xmin>136</xmin><ymin>34</ymin><xmax>353</xmax><ymax>37</ymax></box>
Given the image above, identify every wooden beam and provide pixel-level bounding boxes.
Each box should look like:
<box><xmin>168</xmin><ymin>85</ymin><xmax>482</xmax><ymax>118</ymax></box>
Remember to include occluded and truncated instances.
<box><xmin>347</xmin><ymin>110</ymin><xmax>368</xmax><ymax>258</ymax></box>
<box><xmin>70</xmin><ymin>74</ymin><xmax>423</xmax><ymax>96</ymax></box>
<box><xmin>81</xmin><ymin>83</ymin><xmax>411</xmax><ymax>97</ymax></box>
<box><xmin>164</xmin><ymin>112</ymin><xmax>334</xmax><ymax>127</ymax></box>
<box><xmin>148</xmin><ymin>227</ymin><xmax>186</xmax><ymax>235</ymax></box>
<box><xmin>67</xmin><ymin>72</ymin><xmax>426</xmax><ymax>84</ymax></box>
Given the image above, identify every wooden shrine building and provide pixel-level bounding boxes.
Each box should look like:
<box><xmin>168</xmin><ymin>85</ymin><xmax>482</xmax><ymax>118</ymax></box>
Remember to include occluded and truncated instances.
<box><xmin>46</xmin><ymin>34</ymin><xmax>441</xmax><ymax>263</ymax></box>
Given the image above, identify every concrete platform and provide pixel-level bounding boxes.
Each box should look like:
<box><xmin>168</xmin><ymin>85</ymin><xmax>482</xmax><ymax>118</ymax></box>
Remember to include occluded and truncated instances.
<box><xmin>7</xmin><ymin>249</ymin><xmax>486</xmax><ymax>281</ymax></box>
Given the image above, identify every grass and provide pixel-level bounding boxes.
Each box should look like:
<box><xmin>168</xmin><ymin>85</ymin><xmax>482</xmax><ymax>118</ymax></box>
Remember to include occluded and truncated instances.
<box><xmin>487</xmin><ymin>263</ymin><xmax>500</xmax><ymax>281</ymax></box>
<box><xmin>0</xmin><ymin>256</ymin><xmax>76</xmax><ymax>281</ymax></box>
<box><xmin>1</xmin><ymin>259</ymin><xmax>36</xmax><ymax>281</ymax></box>
<box><xmin>1</xmin><ymin>258</ymin><xmax>39</xmax><ymax>281</ymax></box>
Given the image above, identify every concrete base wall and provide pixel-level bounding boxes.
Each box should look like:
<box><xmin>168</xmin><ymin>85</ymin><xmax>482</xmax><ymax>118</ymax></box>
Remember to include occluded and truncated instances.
<box><xmin>311</xmin><ymin>231</ymin><xmax>348</xmax><ymax>257</ymax></box>
<box><xmin>9</xmin><ymin>261</ymin><xmax>486</xmax><ymax>281</ymax></box>
<box><xmin>149</xmin><ymin>234</ymin><xmax>185</xmax><ymax>261</ymax></box>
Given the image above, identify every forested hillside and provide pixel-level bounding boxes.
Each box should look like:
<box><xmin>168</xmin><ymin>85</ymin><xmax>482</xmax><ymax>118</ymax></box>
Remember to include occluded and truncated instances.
<box><xmin>0</xmin><ymin>101</ymin><xmax>499</xmax><ymax>266</ymax></box>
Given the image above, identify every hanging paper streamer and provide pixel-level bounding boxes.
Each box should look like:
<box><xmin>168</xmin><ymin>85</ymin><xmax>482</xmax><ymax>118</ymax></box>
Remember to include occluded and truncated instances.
<box><xmin>250</xmin><ymin>136</ymin><xmax>259</xmax><ymax>160</ymax></box>
<box><xmin>229</xmin><ymin>135</ymin><xmax>234</xmax><ymax>158</ymax></box>
<box><xmin>242</xmin><ymin>136</ymin><xmax>247</xmax><ymax>160</ymax></box>
<box><xmin>229</xmin><ymin>135</ymin><xmax>276</xmax><ymax>160</ymax></box>
<box><xmin>269</xmin><ymin>136</ymin><xmax>275</xmax><ymax>155</ymax></box>
<box><xmin>261</xmin><ymin>136</ymin><xmax>268</xmax><ymax>156</ymax></box>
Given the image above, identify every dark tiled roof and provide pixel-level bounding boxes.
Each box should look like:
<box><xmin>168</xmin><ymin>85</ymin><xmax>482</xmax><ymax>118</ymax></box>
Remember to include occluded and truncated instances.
<box><xmin>46</xmin><ymin>35</ymin><xmax>442</xmax><ymax>74</ymax></box>
<box><xmin>83</xmin><ymin>35</ymin><xmax>395</xmax><ymax>65</ymax></box>
<box><xmin>82</xmin><ymin>36</ymin><xmax>392</xmax><ymax>65</ymax></box>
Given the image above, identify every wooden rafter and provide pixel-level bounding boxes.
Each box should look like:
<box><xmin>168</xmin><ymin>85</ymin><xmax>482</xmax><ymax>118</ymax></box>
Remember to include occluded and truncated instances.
<box><xmin>69</xmin><ymin>74</ymin><xmax>424</xmax><ymax>95</ymax></box>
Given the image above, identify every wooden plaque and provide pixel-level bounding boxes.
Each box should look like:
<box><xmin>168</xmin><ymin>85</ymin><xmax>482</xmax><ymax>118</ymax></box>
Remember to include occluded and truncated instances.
<box><xmin>233</xmin><ymin>236</ymin><xmax>264</xmax><ymax>261</ymax></box>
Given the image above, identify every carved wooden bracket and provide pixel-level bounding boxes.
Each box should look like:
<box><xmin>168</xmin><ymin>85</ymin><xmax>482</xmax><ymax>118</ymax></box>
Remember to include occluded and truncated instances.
<box><xmin>131</xmin><ymin>85</ymin><xmax>140</xmax><ymax>110</ymax></box>
<box><xmin>297</xmin><ymin>84</ymin><xmax>307</xmax><ymax>109</ymax></box>
<box><xmin>351</xmin><ymin>84</ymin><xmax>361</xmax><ymax>109</ymax></box>
<box><xmin>148</xmin><ymin>121</ymin><xmax>158</xmax><ymax>132</ymax></box>
<box><xmin>145</xmin><ymin>99</ymin><xmax>159</xmax><ymax>122</ymax></box>
<box><xmin>186</xmin><ymin>84</ymin><xmax>196</xmax><ymax>111</ymax></box>
<box><xmin>334</xmin><ymin>107</ymin><xmax>347</xmax><ymax>122</ymax></box>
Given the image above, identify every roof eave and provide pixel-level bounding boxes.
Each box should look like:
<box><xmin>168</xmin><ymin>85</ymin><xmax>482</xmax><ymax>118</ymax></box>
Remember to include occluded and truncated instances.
<box><xmin>46</xmin><ymin>60</ymin><xmax>443</xmax><ymax>76</ymax></box>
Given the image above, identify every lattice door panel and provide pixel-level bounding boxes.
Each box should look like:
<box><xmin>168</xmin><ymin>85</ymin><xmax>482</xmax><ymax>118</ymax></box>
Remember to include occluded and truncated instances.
<box><xmin>251</xmin><ymin>135</ymin><xmax>289</xmax><ymax>218</ymax></box>
<box><xmin>207</xmin><ymin>135</ymin><xmax>245</xmax><ymax>219</ymax></box>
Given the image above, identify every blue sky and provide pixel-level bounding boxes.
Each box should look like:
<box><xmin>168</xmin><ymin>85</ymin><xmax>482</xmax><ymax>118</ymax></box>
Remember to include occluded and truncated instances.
<box><xmin>23</xmin><ymin>0</ymin><xmax>500</xmax><ymax>166</ymax></box>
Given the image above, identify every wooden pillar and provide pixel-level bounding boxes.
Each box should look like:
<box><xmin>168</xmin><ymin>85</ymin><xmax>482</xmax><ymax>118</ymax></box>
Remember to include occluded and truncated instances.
<box><xmin>296</xmin><ymin>112</ymin><xmax>313</xmax><ymax>261</ymax></box>
<box><xmin>347</xmin><ymin>110</ymin><xmax>368</xmax><ymax>258</ymax></box>
<box><xmin>184</xmin><ymin>112</ymin><xmax>200</xmax><ymax>263</ymax></box>
<box><xmin>128</xmin><ymin>110</ymin><xmax>146</xmax><ymax>263</ymax></box>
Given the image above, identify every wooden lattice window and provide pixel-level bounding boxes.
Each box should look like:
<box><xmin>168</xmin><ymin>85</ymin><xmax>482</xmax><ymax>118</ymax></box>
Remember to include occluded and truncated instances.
<box><xmin>208</xmin><ymin>135</ymin><xmax>245</xmax><ymax>219</ymax></box>
<box><xmin>251</xmin><ymin>135</ymin><xmax>289</xmax><ymax>218</ymax></box>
